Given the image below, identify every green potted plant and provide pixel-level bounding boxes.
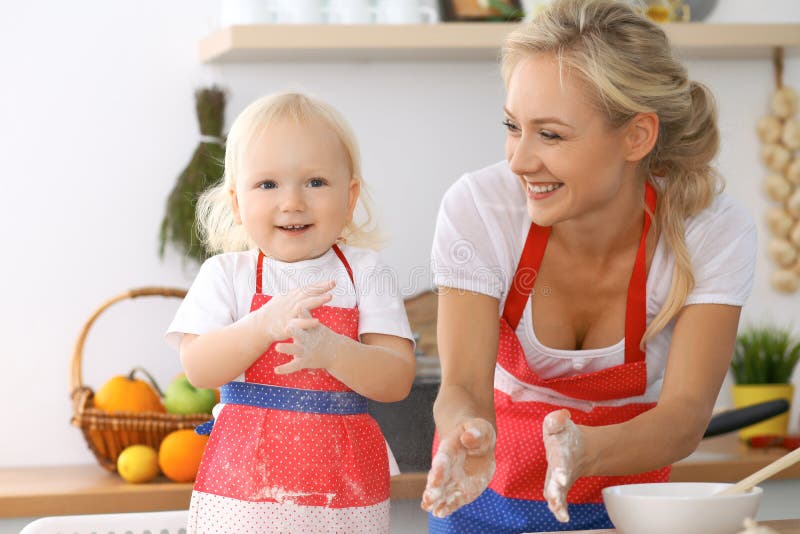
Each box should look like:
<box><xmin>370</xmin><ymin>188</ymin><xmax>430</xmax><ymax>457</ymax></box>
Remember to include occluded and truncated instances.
<box><xmin>730</xmin><ymin>324</ymin><xmax>800</xmax><ymax>439</ymax></box>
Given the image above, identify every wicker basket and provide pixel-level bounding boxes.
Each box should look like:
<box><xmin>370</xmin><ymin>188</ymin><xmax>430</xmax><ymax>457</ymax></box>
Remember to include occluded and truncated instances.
<box><xmin>70</xmin><ymin>286</ymin><xmax>212</xmax><ymax>472</ymax></box>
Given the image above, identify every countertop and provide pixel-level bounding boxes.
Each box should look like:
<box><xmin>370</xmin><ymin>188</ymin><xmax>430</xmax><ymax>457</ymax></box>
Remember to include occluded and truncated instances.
<box><xmin>530</xmin><ymin>520</ymin><xmax>800</xmax><ymax>534</ymax></box>
<box><xmin>2</xmin><ymin>433</ymin><xmax>799</xmax><ymax>519</ymax></box>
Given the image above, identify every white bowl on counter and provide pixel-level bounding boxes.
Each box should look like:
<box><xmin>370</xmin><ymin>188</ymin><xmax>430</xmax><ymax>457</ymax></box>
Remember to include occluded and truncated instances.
<box><xmin>602</xmin><ymin>482</ymin><xmax>762</xmax><ymax>534</ymax></box>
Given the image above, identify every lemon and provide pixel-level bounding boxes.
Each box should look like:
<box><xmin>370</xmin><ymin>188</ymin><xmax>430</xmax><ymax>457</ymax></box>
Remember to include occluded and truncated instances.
<box><xmin>117</xmin><ymin>444</ymin><xmax>160</xmax><ymax>483</ymax></box>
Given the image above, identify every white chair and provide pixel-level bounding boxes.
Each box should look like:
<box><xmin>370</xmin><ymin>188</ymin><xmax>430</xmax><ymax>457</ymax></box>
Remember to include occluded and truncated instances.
<box><xmin>19</xmin><ymin>509</ymin><xmax>188</xmax><ymax>534</ymax></box>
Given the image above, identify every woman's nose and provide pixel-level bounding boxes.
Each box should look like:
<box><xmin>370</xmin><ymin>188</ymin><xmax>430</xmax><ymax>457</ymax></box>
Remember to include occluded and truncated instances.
<box><xmin>507</xmin><ymin>135</ymin><xmax>544</xmax><ymax>177</ymax></box>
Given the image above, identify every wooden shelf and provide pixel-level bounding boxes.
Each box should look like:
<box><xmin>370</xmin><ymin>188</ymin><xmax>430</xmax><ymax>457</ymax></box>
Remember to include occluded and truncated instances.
<box><xmin>198</xmin><ymin>23</ymin><xmax>800</xmax><ymax>62</ymax></box>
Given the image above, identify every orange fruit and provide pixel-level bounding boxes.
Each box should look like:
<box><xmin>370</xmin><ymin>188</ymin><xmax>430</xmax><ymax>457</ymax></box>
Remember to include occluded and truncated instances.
<box><xmin>158</xmin><ymin>429</ymin><xmax>208</xmax><ymax>482</ymax></box>
<box><xmin>95</xmin><ymin>367</ymin><xmax>165</xmax><ymax>413</ymax></box>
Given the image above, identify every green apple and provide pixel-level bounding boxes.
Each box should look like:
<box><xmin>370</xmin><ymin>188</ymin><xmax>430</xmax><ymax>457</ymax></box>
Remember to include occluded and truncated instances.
<box><xmin>164</xmin><ymin>374</ymin><xmax>217</xmax><ymax>415</ymax></box>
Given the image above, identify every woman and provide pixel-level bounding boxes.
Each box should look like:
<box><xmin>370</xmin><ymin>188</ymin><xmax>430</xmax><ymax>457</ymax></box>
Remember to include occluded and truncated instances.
<box><xmin>421</xmin><ymin>0</ymin><xmax>757</xmax><ymax>532</ymax></box>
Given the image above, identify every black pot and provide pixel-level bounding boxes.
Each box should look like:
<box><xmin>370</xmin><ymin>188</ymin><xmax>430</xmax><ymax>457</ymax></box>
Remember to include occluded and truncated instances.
<box><xmin>368</xmin><ymin>376</ymin><xmax>440</xmax><ymax>472</ymax></box>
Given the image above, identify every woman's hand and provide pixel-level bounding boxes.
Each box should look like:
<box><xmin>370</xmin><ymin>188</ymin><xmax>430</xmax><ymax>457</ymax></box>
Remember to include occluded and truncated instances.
<box><xmin>273</xmin><ymin>310</ymin><xmax>346</xmax><ymax>374</ymax></box>
<box><xmin>421</xmin><ymin>418</ymin><xmax>496</xmax><ymax>518</ymax></box>
<box><xmin>257</xmin><ymin>281</ymin><xmax>335</xmax><ymax>342</ymax></box>
<box><xmin>542</xmin><ymin>409</ymin><xmax>586</xmax><ymax>523</ymax></box>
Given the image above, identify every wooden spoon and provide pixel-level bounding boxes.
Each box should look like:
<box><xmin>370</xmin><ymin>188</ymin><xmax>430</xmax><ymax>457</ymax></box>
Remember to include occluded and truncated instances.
<box><xmin>716</xmin><ymin>445</ymin><xmax>800</xmax><ymax>495</ymax></box>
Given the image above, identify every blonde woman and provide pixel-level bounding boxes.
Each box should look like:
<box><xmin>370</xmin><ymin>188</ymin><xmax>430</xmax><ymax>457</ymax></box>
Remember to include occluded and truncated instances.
<box><xmin>422</xmin><ymin>0</ymin><xmax>757</xmax><ymax>532</ymax></box>
<box><xmin>166</xmin><ymin>92</ymin><xmax>415</xmax><ymax>533</ymax></box>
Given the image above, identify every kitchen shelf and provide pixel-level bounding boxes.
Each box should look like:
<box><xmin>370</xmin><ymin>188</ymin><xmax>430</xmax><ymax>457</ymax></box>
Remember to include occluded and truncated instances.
<box><xmin>198</xmin><ymin>23</ymin><xmax>800</xmax><ymax>63</ymax></box>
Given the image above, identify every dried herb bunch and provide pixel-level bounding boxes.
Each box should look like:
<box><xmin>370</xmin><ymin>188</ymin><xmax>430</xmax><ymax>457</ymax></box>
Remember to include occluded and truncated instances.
<box><xmin>731</xmin><ymin>325</ymin><xmax>800</xmax><ymax>384</ymax></box>
<box><xmin>159</xmin><ymin>86</ymin><xmax>227</xmax><ymax>263</ymax></box>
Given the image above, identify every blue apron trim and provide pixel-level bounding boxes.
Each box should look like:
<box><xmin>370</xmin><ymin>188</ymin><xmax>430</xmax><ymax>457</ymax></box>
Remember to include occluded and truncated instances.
<box><xmin>195</xmin><ymin>381</ymin><xmax>368</xmax><ymax>436</ymax></box>
<box><xmin>427</xmin><ymin>487</ymin><xmax>612</xmax><ymax>534</ymax></box>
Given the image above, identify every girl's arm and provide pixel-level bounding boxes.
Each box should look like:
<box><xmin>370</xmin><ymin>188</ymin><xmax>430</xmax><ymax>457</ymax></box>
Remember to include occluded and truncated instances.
<box><xmin>180</xmin><ymin>282</ymin><xmax>335</xmax><ymax>388</ymax></box>
<box><xmin>543</xmin><ymin>303</ymin><xmax>742</xmax><ymax>521</ymax></box>
<box><xmin>179</xmin><ymin>316</ymin><xmax>271</xmax><ymax>389</ymax></box>
<box><xmin>274</xmin><ymin>325</ymin><xmax>415</xmax><ymax>402</ymax></box>
<box><xmin>420</xmin><ymin>288</ymin><xmax>500</xmax><ymax>517</ymax></box>
<box><xmin>331</xmin><ymin>333</ymin><xmax>416</xmax><ymax>402</ymax></box>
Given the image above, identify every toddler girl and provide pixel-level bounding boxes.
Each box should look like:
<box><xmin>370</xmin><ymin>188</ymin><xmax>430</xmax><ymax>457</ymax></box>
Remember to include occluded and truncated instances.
<box><xmin>165</xmin><ymin>92</ymin><xmax>416</xmax><ymax>534</ymax></box>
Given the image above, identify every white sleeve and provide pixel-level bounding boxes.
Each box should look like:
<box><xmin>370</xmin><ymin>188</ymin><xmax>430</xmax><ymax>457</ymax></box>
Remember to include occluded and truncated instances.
<box><xmin>684</xmin><ymin>198</ymin><xmax>758</xmax><ymax>307</ymax></box>
<box><xmin>431</xmin><ymin>176</ymin><xmax>505</xmax><ymax>299</ymax></box>
<box><xmin>354</xmin><ymin>251</ymin><xmax>415</xmax><ymax>344</ymax></box>
<box><xmin>164</xmin><ymin>255</ymin><xmax>238</xmax><ymax>351</ymax></box>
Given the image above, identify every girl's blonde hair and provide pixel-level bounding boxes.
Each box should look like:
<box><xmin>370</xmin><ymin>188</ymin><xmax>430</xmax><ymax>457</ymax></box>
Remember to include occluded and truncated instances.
<box><xmin>196</xmin><ymin>92</ymin><xmax>382</xmax><ymax>254</ymax></box>
<box><xmin>502</xmin><ymin>0</ymin><xmax>720</xmax><ymax>343</ymax></box>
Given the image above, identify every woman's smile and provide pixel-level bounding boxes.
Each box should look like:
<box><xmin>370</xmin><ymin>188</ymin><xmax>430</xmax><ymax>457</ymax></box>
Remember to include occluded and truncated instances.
<box><xmin>526</xmin><ymin>181</ymin><xmax>565</xmax><ymax>200</ymax></box>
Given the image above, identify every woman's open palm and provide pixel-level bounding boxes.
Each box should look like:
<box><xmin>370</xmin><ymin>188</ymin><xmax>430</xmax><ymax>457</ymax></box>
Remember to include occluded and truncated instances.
<box><xmin>421</xmin><ymin>418</ymin><xmax>496</xmax><ymax>518</ymax></box>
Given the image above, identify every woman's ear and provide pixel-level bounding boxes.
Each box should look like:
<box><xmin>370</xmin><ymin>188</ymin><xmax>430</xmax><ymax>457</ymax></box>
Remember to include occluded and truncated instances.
<box><xmin>347</xmin><ymin>177</ymin><xmax>361</xmax><ymax>222</ymax></box>
<box><xmin>229</xmin><ymin>188</ymin><xmax>242</xmax><ymax>225</ymax></box>
<box><xmin>624</xmin><ymin>112</ymin><xmax>659</xmax><ymax>163</ymax></box>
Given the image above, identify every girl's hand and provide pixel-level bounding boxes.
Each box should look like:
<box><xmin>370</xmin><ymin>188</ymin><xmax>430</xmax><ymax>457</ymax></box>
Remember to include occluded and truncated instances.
<box><xmin>273</xmin><ymin>310</ymin><xmax>347</xmax><ymax>374</ymax></box>
<box><xmin>421</xmin><ymin>418</ymin><xmax>496</xmax><ymax>518</ymax></box>
<box><xmin>542</xmin><ymin>409</ymin><xmax>586</xmax><ymax>523</ymax></box>
<box><xmin>258</xmin><ymin>281</ymin><xmax>335</xmax><ymax>342</ymax></box>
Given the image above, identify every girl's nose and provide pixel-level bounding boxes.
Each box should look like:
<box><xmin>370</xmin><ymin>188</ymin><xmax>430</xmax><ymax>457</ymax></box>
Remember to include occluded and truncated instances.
<box><xmin>508</xmin><ymin>135</ymin><xmax>544</xmax><ymax>178</ymax></box>
<box><xmin>279</xmin><ymin>187</ymin><xmax>306</xmax><ymax>212</ymax></box>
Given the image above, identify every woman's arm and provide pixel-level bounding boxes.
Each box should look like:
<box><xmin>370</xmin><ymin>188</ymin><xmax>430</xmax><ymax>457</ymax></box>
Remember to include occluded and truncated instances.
<box><xmin>420</xmin><ymin>288</ymin><xmax>501</xmax><ymax>517</ymax></box>
<box><xmin>542</xmin><ymin>303</ymin><xmax>742</xmax><ymax>522</ymax></box>
<box><xmin>433</xmin><ymin>289</ymin><xmax>500</xmax><ymax>436</ymax></box>
<box><xmin>582</xmin><ymin>303</ymin><xmax>742</xmax><ymax>475</ymax></box>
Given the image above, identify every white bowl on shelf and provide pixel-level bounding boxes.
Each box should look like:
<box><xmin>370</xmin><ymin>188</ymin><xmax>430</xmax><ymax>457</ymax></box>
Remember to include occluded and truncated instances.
<box><xmin>602</xmin><ymin>482</ymin><xmax>762</xmax><ymax>534</ymax></box>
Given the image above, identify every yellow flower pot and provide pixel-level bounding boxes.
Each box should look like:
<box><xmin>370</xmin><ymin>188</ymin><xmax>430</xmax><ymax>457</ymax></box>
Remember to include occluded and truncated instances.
<box><xmin>731</xmin><ymin>384</ymin><xmax>794</xmax><ymax>440</ymax></box>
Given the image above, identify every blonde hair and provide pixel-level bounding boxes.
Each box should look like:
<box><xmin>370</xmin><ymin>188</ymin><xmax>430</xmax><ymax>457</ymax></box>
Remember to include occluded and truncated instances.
<box><xmin>196</xmin><ymin>92</ymin><xmax>382</xmax><ymax>254</ymax></box>
<box><xmin>502</xmin><ymin>0</ymin><xmax>720</xmax><ymax>343</ymax></box>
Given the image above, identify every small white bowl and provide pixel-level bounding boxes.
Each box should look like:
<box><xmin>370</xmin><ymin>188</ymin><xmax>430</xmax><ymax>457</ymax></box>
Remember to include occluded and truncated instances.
<box><xmin>602</xmin><ymin>482</ymin><xmax>762</xmax><ymax>534</ymax></box>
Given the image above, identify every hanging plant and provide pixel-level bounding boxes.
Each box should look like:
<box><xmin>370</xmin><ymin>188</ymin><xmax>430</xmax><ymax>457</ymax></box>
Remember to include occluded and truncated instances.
<box><xmin>159</xmin><ymin>86</ymin><xmax>227</xmax><ymax>263</ymax></box>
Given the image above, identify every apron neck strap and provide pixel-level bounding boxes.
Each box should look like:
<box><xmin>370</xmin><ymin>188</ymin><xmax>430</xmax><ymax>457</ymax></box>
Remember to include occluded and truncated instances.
<box><xmin>624</xmin><ymin>181</ymin><xmax>657</xmax><ymax>363</ymax></box>
<box><xmin>502</xmin><ymin>182</ymin><xmax>657</xmax><ymax>362</ymax></box>
<box><xmin>255</xmin><ymin>244</ymin><xmax>356</xmax><ymax>295</ymax></box>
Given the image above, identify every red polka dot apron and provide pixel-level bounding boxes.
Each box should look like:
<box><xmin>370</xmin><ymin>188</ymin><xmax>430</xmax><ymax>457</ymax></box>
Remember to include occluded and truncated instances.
<box><xmin>189</xmin><ymin>245</ymin><xmax>390</xmax><ymax>534</ymax></box>
<box><xmin>430</xmin><ymin>183</ymin><xmax>670</xmax><ymax>533</ymax></box>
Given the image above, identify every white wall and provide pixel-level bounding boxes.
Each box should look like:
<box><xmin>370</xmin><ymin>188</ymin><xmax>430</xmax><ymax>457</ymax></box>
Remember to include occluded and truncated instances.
<box><xmin>1</xmin><ymin>1</ymin><xmax>799</xmax><ymax>471</ymax></box>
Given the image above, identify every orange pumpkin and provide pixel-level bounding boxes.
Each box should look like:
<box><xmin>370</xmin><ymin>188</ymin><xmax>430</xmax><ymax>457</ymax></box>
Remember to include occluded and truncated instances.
<box><xmin>94</xmin><ymin>366</ymin><xmax>165</xmax><ymax>413</ymax></box>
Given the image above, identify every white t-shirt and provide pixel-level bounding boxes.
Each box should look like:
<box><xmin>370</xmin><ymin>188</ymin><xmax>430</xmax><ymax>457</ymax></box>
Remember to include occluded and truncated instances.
<box><xmin>166</xmin><ymin>245</ymin><xmax>415</xmax><ymax>372</ymax></box>
<box><xmin>431</xmin><ymin>160</ymin><xmax>757</xmax><ymax>410</ymax></box>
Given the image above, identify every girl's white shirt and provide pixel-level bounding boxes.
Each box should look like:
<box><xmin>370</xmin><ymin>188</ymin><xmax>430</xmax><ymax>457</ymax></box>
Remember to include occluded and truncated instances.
<box><xmin>431</xmin><ymin>160</ymin><xmax>758</xmax><ymax>410</ymax></box>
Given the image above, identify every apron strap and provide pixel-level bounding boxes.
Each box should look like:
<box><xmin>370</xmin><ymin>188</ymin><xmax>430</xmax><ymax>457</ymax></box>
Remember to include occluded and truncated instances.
<box><xmin>624</xmin><ymin>182</ymin><xmax>657</xmax><ymax>364</ymax></box>
<box><xmin>332</xmin><ymin>243</ymin><xmax>355</xmax><ymax>287</ymax></box>
<box><xmin>502</xmin><ymin>224</ymin><xmax>551</xmax><ymax>330</ymax></box>
<box><xmin>256</xmin><ymin>245</ymin><xmax>356</xmax><ymax>295</ymax></box>
<box><xmin>501</xmin><ymin>182</ymin><xmax>657</xmax><ymax>363</ymax></box>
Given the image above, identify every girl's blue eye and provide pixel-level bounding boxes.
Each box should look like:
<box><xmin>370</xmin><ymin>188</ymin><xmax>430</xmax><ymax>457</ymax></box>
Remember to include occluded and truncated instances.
<box><xmin>309</xmin><ymin>178</ymin><xmax>326</xmax><ymax>187</ymax></box>
<box><xmin>259</xmin><ymin>181</ymin><xmax>277</xmax><ymax>190</ymax></box>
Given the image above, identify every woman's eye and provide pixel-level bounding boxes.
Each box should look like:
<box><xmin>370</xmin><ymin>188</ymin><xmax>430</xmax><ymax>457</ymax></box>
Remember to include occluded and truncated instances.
<box><xmin>502</xmin><ymin>119</ymin><xmax>520</xmax><ymax>133</ymax></box>
<box><xmin>308</xmin><ymin>178</ymin><xmax>327</xmax><ymax>188</ymax></box>
<box><xmin>539</xmin><ymin>130</ymin><xmax>562</xmax><ymax>141</ymax></box>
<box><xmin>258</xmin><ymin>180</ymin><xmax>277</xmax><ymax>190</ymax></box>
